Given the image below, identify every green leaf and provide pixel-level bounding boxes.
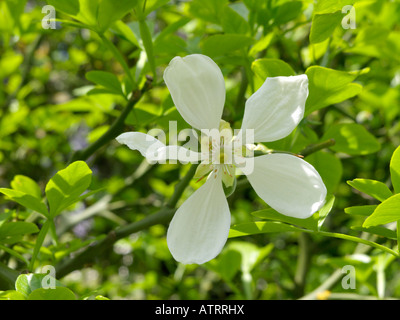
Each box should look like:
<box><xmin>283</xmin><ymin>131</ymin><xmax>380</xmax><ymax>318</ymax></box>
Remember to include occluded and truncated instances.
<box><xmin>251</xmin><ymin>58</ymin><xmax>295</xmax><ymax>79</ymax></box>
<box><xmin>0</xmin><ymin>53</ymin><xmax>23</xmax><ymax>79</ymax></box>
<box><xmin>307</xmin><ymin>151</ymin><xmax>342</xmax><ymax>193</ymax></box>
<box><xmin>188</xmin><ymin>0</ymin><xmax>228</xmax><ymax>24</ymax></box>
<box><xmin>0</xmin><ymin>222</ymin><xmax>39</xmax><ymax>241</ymax></box>
<box><xmin>273</xmin><ymin>1</ymin><xmax>303</xmax><ymax>25</ymax></box>
<box><xmin>46</xmin><ymin>0</ymin><xmax>80</xmax><ymax>16</ymax></box>
<box><xmin>347</xmin><ymin>179</ymin><xmax>392</xmax><ymax>202</ymax></box>
<box><xmin>0</xmin><ymin>211</ymin><xmax>12</xmax><ymax>227</ymax></box>
<box><xmin>111</xmin><ymin>20</ymin><xmax>139</xmax><ymax>47</ymax></box>
<box><xmin>305</xmin><ymin>66</ymin><xmax>366</xmax><ymax>115</ymax></box>
<box><xmin>0</xmin><ymin>290</ymin><xmax>26</xmax><ymax>300</ymax></box>
<box><xmin>310</xmin><ymin>11</ymin><xmax>343</xmax><ymax>44</ymax></box>
<box><xmin>397</xmin><ymin>221</ymin><xmax>400</xmax><ymax>253</ymax></box>
<box><xmin>363</xmin><ymin>194</ymin><xmax>400</xmax><ymax>227</ymax></box>
<box><xmin>223</xmin><ymin>176</ymin><xmax>237</xmax><ymax>198</ymax></box>
<box><xmin>221</xmin><ymin>6</ymin><xmax>249</xmax><ymax>34</ymax></box>
<box><xmin>202</xmin><ymin>34</ymin><xmax>253</xmax><ymax>57</ymax></box>
<box><xmin>10</xmin><ymin>175</ymin><xmax>42</xmax><ymax>199</ymax></box>
<box><xmin>249</xmin><ymin>33</ymin><xmax>274</xmax><ymax>56</ymax></box>
<box><xmin>314</xmin><ymin>0</ymin><xmax>356</xmax><ymax>14</ymax></box>
<box><xmin>344</xmin><ymin>205</ymin><xmax>378</xmax><ymax>216</ymax></box>
<box><xmin>390</xmin><ymin>145</ymin><xmax>400</xmax><ymax>194</ymax></box>
<box><xmin>15</xmin><ymin>273</ymin><xmax>65</xmax><ymax>298</ymax></box>
<box><xmin>321</xmin><ymin>123</ymin><xmax>381</xmax><ymax>155</ymax></box>
<box><xmin>0</xmin><ymin>244</ymin><xmax>29</xmax><ymax>264</ymax></box>
<box><xmin>345</xmin><ymin>26</ymin><xmax>391</xmax><ymax>59</ymax></box>
<box><xmin>45</xmin><ymin>161</ymin><xmax>92</xmax><ymax>217</ymax></box>
<box><xmin>28</xmin><ymin>287</ymin><xmax>76</xmax><ymax>300</ymax></box>
<box><xmin>317</xmin><ymin>195</ymin><xmax>335</xmax><ymax>230</ymax></box>
<box><xmin>351</xmin><ymin>226</ymin><xmax>397</xmax><ymax>240</ymax></box>
<box><xmin>251</xmin><ymin>208</ymin><xmax>318</xmax><ymax>231</ymax></box>
<box><xmin>229</xmin><ymin>221</ymin><xmax>302</xmax><ymax>238</ymax></box>
<box><xmin>153</xmin><ymin>17</ymin><xmax>191</xmax><ymax>45</ymax></box>
<box><xmin>227</xmin><ymin>241</ymin><xmax>273</xmax><ymax>274</ymax></box>
<box><xmin>49</xmin><ymin>0</ymin><xmax>97</xmax><ymax>27</ymax></box>
<box><xmin>143</xmin><ymin>0</ymin><xmax>170</xmax><ymax>17</ymax></box>
<box><xmin>96</xmin><ymin>0</ymin><xmax>138</xmax><ymax>33</ymax></box>
<box><xmin>85</xmin><ymin>71</ymin><xmax>124</xmax><ymax>96</ymax></box>
<box><xmin>0</xmin><ymin>188</ymin><xmax>48</xmax><ymax>217</ymax></box>
<box><xmin>251</xmin><ymin>195</ymin><xmax>335</xmax><ymax>232</ymax></box>
<box><xmin>47</xmin><ymin>0</ymin><xmax>138</xmax><ymax>33</ymax></box>
<box><xmin>206</xmin><ymin>250</ymin><xmax>242</xmax><ymax>282</ymax></box>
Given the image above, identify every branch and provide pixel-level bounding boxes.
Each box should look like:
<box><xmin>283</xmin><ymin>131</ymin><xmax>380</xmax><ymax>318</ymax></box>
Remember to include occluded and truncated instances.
<box><xmin>300</xmin><ymin>139</ymin><xmax>336</xmax><ymax>157</ymax></box>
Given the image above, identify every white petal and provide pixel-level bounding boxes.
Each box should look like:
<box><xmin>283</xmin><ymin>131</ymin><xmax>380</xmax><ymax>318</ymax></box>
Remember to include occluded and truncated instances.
<box><xmin>240</xmin><ymin>75</ymin><xmax>308</xmax><ymax>143</ymax></box>
<box><xmin>116</xmin><ymin>132</ymin><xmax>165</xmax><ymax>158</ymax></box>
<box><xmin>152</xmin><ymin>145</ymin><xmax>202</xmax><ymax>163</ymax></box>
<box><xmin>116</xmin><ymin>132</ymin><xmax>201</xmax><ymax>163</ymax></box>
<box><xmin>167</xmin><ymin>173</ymin><xmax>231</xmax><ymax>264</ymax></box>
<box><xmin>163</xmin><ymin>54</ymin><xmax>226</xmax><ymax>130</ymax></box>
<box><xmin>244</xmin><ymin>153</ymin><xmax>327</xmax><ymax>219</ymax></box>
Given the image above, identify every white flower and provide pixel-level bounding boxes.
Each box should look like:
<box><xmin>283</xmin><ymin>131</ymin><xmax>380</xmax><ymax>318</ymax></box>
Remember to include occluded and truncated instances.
<box><xmin>116</xmin><ymin>54</ymin><xmax>327</xmax><ymax>264</ymax></box>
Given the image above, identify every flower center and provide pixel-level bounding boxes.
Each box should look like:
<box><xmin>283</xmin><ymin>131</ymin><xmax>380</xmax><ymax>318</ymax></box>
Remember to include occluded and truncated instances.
<box><xmin>195</xmin><ymin>120</ymin><xmax>237</xmax><ymax>188</ymax></box>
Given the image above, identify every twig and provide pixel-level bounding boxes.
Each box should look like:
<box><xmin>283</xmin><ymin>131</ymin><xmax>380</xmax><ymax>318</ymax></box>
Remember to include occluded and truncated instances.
<box><xmin>300</xmin><ymin>139</ymin><xmax>336</xmax><ymax>157</ymax></box>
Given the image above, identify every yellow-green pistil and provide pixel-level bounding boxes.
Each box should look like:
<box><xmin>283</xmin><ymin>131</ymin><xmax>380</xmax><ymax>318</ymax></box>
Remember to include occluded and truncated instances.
<box><xmin>194</xmin><ymin>120</ymin><xmax>236</xmax><ymax>187</ymax></box>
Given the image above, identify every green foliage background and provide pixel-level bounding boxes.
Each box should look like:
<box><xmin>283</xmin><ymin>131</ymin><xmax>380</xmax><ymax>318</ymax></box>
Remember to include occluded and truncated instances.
<box><xmin>0</xmin><ymin>0</ymin><xmax>400</xmax><ymax>300</ymax></box>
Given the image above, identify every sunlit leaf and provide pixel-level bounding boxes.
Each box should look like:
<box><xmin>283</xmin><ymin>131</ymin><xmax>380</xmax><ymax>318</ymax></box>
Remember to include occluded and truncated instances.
<box><xmin>202</xmin><ymin>34</ymin><xmax>254</xmax><ymax>57</ymax></box>
<box><xmin>351</xmin><ymin>226</ymin><xmax>397</xmax><ymax>240</ymax></box>
<box><xmin>229</xmin><ymin>221</ymin><xmax>302</xmax><ymax>238</ymax></box>
<box><xmin>28</xmin><ymin>287</ymin><xmax>76</xmax><ymax>300</ymax></box>
<box><xmin>251</xmin><ymin>208</ymin><xmax>318</xmax><ymax>231</ymax></box>
<box><xmin>347</xmin><ymin>178</ymin><xmax>392</xmax><ymax>202</ymax></box>
<box><xmin>0</xmin><ymin>188</ymin><xmax>48</xmax><ymax>217</ymax></box>
<box><xmin>86</xmin><ymin>71</ymin><xmax>124</xmax><ymax>96</ymax></box>
<box><xmin>363</xmin><ymin>194</ymin><xmax>400</xmax><ymax>227</ymax></box>
<box><xmin>345</xmin><ymin>205</ymin><xmax>378</xmax><ymax>216</ymax></box>
<box><xmin>305</xmin><ymin>66</ymin><xmax>367</xmax><ymax>115</ymax></box>
<box><xmin>0</xmin><ymin>222</ymin><xmax>39</xmax><ymax>241</ymax></box>
<box><xmin>310</xmin><ymin>11</ymin><xmax>342</xmax><ymax>44</ymax></box>
<box><xmin>15</xmin><ymin>273</ymin><xmax>66</xmax><ymax>298</ymax></box>
<box><xmin>45</xmin><ymin>161</ymin><xmax>92</xmax><ymax>217</ymax></box>
<box><xmin>322</xmin><ymin>123</ymin><xmax>381</xmax><ymax>155</ymax></box>
<box><xmin>390</xmin><ymin>145</ymin><xmax>400</xmax><ymax>194</ymax></box>
<box><xmin>252</xmin><ymin>58</ymin><xmax>295</xmax><ymax>79</ymax></box>
<box><xmin>10</xmin><ymin>175</ymin><xmax>42</xmax><ymax>199</ymax></box>
<box><xmin>0</xmin><ymin>290</ymin><xmax>26</xmax><ymax>300</ymax></box>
